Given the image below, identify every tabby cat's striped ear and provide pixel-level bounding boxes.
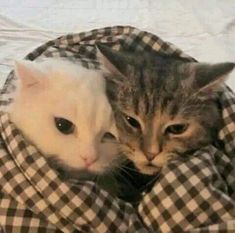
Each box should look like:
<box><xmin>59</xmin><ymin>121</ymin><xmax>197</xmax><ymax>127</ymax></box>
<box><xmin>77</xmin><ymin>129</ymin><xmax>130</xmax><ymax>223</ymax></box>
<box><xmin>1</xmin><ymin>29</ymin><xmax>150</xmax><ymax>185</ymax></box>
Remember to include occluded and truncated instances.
<box><xmin>96</xmin><ymin>44</ymin><xmax>127</xmax><ymax>81</ymax></box>
<box><xmin>191</xmin><ymin>62</ymin><xmax>235</xmax><ymax>96</ymax></box>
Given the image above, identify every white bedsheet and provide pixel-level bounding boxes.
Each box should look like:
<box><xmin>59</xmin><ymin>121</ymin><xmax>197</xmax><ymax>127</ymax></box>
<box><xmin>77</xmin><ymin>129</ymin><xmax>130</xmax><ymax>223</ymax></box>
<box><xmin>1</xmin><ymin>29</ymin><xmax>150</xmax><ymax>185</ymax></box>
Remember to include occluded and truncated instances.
<box><xmin>0</xmin><ymin>0</ymin><xmax>234</xmax><ymax>88</ymax></box>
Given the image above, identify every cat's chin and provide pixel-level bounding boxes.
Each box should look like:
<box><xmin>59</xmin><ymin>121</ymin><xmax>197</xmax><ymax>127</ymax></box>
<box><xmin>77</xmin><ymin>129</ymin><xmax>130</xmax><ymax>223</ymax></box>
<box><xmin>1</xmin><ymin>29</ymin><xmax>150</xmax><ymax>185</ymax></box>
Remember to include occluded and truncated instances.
<box><xmin>60</xmin><ymin>168</ymin><xmax>98</xmax><ymax>182</ymax></box>
<box><xmin>46</xmin><ymin>156</ymin><xmax>122</xmax><ymax>196</ymax></box>
<box><xmin>46</xmin><ymin>156</ymin><xmax>101</xmax><ymax>182</ymax></box>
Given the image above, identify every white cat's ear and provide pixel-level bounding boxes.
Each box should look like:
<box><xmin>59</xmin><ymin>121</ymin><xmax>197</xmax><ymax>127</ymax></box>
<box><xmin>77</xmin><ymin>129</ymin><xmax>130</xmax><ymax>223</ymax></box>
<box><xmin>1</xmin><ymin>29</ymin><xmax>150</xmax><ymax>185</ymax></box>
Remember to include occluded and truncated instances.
<box><xmin>14</xmin><ymin>60</ymin><xmax>46</xmax><ymax>88</ymax></box>
<box><xmin>191</xmin><ymin>62</ymin><xmax>235</xmax><ymax>96</ymax></box>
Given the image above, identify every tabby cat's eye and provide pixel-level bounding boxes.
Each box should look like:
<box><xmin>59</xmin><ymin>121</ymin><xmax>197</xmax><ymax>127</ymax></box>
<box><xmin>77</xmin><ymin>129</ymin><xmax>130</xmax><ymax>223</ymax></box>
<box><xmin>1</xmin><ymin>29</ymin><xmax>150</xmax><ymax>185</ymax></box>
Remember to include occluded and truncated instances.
<box><xmin>54</xmin><ymin>117</ymin><xmax>75</xmax><ymax>135</ymax></box>
<box><xmin>165</xmin><ymin>124</ymin><xmax>188</xmax><ymax>135</ymax></box>
<box><xmin>124</xmin><ymin>115</ymin><xmax>141</xmax><ymax>129</ymax></box>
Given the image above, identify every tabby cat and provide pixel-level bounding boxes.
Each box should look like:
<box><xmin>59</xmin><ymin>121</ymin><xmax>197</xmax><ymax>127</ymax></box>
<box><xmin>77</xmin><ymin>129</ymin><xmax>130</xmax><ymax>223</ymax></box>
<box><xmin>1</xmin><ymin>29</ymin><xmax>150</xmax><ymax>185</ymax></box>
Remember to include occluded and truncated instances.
<box><xmin>97</xmin><ymin>44</ymin><xmax>235</xmax><ymax>175</ymax></box>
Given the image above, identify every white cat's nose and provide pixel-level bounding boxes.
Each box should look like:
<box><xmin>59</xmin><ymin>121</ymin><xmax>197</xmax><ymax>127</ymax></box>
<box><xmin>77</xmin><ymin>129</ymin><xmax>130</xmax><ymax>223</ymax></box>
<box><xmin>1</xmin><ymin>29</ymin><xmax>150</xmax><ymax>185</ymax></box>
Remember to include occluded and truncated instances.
<box><xmin>81</xmin><ymin>154</ymin><xmax>98</xmax><ymax>167</ymax></box>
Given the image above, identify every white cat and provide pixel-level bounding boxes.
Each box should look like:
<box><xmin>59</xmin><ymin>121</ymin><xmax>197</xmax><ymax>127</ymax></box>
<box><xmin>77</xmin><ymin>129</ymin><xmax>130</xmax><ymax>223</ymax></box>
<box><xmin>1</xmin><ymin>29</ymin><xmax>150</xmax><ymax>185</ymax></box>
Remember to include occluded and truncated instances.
<box><xmin>8</xmin><ymin>59</ymin><xmax>120</xmax><ymax>179</ymax></box>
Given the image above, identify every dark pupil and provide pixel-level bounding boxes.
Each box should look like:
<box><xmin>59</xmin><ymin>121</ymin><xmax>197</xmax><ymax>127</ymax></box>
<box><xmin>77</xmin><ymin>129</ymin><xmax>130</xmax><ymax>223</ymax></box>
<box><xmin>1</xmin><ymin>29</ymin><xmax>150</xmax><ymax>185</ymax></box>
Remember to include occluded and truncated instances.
<box><xmin>54</xmin><ymin>117</ymin><xmax>74</xmax><ymax>135</ymax></box>
<box><xmin>166</xmin><ymin>124</ymin><xmax>187</xmax><ymax>135</ymax></box>
<box><xmin>126</xmin><ymin>116</ymin><xmax>140</xmax><ymax>129</ymax></box>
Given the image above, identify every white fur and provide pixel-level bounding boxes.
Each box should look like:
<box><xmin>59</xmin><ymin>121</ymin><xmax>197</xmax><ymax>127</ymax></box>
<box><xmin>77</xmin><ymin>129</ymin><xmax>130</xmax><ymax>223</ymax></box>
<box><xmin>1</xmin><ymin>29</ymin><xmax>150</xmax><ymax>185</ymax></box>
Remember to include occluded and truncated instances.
<box><xmin>9</xmin><ymin>59</ymin><xmax>119</xmax><ymax>175</ymax></box>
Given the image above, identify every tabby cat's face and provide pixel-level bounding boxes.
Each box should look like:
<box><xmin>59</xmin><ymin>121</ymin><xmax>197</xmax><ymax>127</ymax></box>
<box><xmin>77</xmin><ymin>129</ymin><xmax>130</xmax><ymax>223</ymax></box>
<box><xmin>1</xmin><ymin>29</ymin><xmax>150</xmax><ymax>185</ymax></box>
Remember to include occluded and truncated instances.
<box><xmin>98</xmin><ymin>45</ymin><xmax>234</xmax><ymax>175</ymax></box>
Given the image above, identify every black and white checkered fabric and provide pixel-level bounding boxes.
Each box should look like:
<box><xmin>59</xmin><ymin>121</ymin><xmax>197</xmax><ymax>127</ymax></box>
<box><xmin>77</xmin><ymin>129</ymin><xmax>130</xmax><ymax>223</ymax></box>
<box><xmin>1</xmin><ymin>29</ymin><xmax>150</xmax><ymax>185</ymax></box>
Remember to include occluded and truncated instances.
<box><xmin>0</xmin><ymin>26</ymin><xmax>234</xmax><ymax>232</ymax></box>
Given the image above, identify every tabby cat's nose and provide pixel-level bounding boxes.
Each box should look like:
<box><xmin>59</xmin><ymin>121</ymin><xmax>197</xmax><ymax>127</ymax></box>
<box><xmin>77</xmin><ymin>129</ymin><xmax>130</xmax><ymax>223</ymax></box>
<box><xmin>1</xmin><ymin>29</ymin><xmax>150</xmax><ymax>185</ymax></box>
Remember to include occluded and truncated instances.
<box><xmin>146</xmin><ymin>152</ymin><xmax>158</xmax><ymax>161</ymax></box>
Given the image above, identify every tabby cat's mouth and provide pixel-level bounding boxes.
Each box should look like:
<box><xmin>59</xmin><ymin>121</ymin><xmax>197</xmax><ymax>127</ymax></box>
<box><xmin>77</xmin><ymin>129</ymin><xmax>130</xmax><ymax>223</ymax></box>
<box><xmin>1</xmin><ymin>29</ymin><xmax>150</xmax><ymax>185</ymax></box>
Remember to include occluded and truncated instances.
<box><xmin>146</xmin><ymin>163</ymin><xmax>157</xmax><ymax>168</ymax></box>
<box><xmin>142</xmin><ymin>163</ymin><xmax>161</xmax><ymax>175</ymax></box>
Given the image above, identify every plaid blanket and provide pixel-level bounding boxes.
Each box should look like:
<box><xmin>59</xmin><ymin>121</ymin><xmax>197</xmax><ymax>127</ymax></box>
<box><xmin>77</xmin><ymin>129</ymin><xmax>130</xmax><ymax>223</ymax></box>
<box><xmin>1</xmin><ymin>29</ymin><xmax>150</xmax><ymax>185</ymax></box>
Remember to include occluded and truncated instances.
<box><xmin>0</xmin><ymin>26</ymin><xmax>235</xmax><ymax>233</ymax></box>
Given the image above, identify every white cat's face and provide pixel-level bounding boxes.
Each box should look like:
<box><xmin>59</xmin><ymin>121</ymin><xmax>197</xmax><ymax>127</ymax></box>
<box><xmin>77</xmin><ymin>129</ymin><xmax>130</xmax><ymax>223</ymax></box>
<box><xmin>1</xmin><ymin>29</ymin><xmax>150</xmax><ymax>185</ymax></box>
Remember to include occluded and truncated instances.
<box><xmin>10</xmin><ymin>59</ymin><xmax>120</xmax><ymax>176</ymax></box>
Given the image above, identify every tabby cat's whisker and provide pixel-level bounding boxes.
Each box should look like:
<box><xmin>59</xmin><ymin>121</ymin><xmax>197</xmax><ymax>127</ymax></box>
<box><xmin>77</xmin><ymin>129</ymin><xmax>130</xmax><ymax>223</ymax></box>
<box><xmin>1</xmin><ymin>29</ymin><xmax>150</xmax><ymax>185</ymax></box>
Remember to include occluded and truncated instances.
<box><xmin>120</xmin><ymin>165</ymin><xmax>139</xmax><ymax>173</ymax></box>
<box><xmin>116</xmin><ymin>166</ymin><xmax>132</xmax><ymax>177</ymax></box>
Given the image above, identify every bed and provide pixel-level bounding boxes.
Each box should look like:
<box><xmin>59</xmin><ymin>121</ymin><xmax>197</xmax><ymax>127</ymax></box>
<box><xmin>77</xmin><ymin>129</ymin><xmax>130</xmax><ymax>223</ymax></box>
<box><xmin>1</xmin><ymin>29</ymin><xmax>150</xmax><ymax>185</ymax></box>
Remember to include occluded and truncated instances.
<box><xmin>0</xmin><ymin>0</ymin><xmax>234</xmax><ymax>88</ymax></box>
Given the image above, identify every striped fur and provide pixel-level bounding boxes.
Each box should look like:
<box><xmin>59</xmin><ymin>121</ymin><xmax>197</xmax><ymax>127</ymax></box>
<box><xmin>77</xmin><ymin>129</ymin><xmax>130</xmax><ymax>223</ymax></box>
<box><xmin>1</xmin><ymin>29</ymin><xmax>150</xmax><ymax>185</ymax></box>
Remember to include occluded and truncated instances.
<box><xmin>98</xmin><ymin>45</ymin><xmax>234</xmax><ymax>175</ymax></box>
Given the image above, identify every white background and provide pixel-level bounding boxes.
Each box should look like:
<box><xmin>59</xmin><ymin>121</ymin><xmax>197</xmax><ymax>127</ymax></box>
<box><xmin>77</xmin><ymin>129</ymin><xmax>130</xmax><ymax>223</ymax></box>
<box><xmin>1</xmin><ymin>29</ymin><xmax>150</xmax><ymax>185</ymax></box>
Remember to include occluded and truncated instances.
<box><xmin>0</xmin><ymin>0</ymin><xmax>234</xmax><ymax>88</ymax></box>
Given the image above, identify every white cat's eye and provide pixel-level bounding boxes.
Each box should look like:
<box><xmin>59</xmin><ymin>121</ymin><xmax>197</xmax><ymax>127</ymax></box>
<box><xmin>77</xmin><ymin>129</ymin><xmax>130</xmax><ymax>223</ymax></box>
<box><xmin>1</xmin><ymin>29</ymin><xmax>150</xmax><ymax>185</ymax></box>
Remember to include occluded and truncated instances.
<box><xmin>101</xmin><ymin>132</ymin><xmax>117</xmax><ymax>142</ymax></box>
<box><xmin>124</xmin><ymin>115</ymin><xmax>141</xmax><ymax>130</ymax></box>
<box><xmin>165</xmin><ymin>124</ymin><xmax>188</xmax><ymax>135</ymax></box>
<box><xmin>54</xmin><ymin>117</ymin><xmax>75</xmax><ymax>135</ymax></box>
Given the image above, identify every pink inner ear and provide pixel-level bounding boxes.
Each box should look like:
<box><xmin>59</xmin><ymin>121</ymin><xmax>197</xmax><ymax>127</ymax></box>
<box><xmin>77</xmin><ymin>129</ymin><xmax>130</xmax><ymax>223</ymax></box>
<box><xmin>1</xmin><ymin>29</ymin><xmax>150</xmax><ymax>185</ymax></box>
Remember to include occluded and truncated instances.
<box><xmin>14</xmin><ymin>61</ymin><xmax>45</xmax><ymax>88</ymax></box>
<box><xmin>25</xmin><ymin>81</ymin><xmax>41</xmax><ymax>88</ymax></box>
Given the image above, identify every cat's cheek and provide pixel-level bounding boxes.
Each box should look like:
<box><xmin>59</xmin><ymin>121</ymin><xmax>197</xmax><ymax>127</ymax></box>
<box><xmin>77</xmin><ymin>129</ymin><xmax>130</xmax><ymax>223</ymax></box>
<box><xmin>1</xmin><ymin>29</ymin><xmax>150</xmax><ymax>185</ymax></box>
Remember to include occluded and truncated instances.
<box><xmin>84</xmin><ymin>163</ymin><xmax>103</xmax><ymax>174</ymax></box>
<box><xmin>94</xmin><ymin>143</ymin><xmax>120</xmax><ymax>173</ymax></box>
<box><xmin>87</xmin><ymin>160</ymin><xmax>114</xmax><ymax>174</ymax></box>
<box><xmin>152</xmin><ymin>154</ymin><xmax>169</xmax><ymax>168</ymax></box>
